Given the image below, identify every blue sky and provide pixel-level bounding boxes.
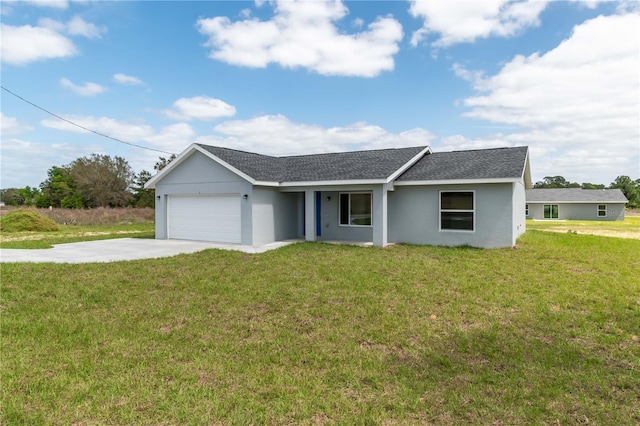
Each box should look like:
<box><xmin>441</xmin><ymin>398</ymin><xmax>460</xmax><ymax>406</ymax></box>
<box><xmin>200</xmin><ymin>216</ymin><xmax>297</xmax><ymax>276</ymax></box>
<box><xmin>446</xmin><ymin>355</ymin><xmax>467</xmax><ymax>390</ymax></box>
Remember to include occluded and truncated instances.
<box><xmin>1</xmin><ymin>0</ymin><xmax>639</xmax><ymax>189</ymax></box>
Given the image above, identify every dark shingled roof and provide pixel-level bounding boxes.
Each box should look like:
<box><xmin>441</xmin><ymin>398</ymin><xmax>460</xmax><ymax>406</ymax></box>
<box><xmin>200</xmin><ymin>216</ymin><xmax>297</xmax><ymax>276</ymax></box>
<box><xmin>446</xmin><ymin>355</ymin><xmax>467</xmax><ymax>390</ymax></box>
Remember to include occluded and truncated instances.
<box><xmin>196</xmin><ymin>144</ymin><xmax>427</xmax><ymax>182</ymax></box>
<box><xmin>396</xmin><ymin>146</ymin><xmax>528</xmax><ymax>181</ymax></box>
<box><xmin>526</xmin><ymin>188</ymin><xmax>628</xmax><ymax>203</ymax></box>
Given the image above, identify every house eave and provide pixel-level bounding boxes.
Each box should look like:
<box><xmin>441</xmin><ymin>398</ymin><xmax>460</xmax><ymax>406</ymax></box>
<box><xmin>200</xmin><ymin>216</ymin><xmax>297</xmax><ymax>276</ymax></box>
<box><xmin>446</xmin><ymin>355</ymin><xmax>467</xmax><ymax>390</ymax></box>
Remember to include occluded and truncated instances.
<box><xmin>395</xmin><ymin>177</ymin><xmax>521</xmax><ymax>186</ymax></box>
<box><xmin>526</xmin><ymin>200</ymin><xmax>628</xmax><ymax>204</ymax></box>
<box><xmin>279</xmin><ymin>179</ymin><xmax>388</xmax><ymax>187</ymax></box>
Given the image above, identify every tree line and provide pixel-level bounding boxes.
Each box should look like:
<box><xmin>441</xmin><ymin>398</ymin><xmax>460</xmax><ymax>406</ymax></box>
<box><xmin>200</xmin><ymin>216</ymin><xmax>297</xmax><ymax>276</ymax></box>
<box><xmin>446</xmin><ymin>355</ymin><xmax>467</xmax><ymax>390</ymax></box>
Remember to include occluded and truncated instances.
<box><xmin>534</xmin><ymin>175</ymin><xmax>640</xmax><ymax>208</ymax></box>
<box><xmin>1</xmin><ymin>154</ymin><xmax>175</xmax><ymax>209</ymax></box>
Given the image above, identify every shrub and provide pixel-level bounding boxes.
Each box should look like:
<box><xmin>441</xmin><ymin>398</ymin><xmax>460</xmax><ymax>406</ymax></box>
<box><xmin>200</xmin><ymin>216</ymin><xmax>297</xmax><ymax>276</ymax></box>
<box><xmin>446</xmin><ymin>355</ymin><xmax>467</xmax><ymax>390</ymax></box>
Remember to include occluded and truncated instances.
<box><xmin>0</xmin><ymin>210</ymin><xmax>60</xmax><ymax>232</ymax></box>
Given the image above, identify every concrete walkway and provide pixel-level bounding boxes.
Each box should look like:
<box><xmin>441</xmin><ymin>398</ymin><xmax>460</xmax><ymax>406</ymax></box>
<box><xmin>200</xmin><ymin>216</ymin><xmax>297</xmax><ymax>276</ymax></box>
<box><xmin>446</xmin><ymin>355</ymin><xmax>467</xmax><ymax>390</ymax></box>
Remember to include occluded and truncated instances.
<box><xmin>0</xmin><ymin>238</ymin><xmax>298</xmax><ymax>264</ymax></box>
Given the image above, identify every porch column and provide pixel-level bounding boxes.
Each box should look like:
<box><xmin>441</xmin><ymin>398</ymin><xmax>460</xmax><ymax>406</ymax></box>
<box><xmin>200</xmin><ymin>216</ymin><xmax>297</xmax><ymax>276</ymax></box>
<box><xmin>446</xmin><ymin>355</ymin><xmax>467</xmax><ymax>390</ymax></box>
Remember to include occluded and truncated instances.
<box><xmin>304</xmin><ymin>190</ymin><xmax>316</xmax><ymax>242</ymax></box>
<box><xmin>373</xmin><ymin>185</ymin><xmax>388</xmax><ymax>247</ymax></box>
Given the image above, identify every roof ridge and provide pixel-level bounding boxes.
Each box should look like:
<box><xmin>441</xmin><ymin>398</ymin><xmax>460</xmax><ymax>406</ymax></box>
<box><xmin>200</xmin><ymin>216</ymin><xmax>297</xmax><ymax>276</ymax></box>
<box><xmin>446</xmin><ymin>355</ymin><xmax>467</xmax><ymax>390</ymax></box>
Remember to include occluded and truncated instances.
<box><xmin>196</xmin><ymin>143</ymin><xmax>428</xmax><ymax>159</ymax></box>
<box><xmin>440</xmin><ymin>146</ymin><xmax>528</xmax><ymax>154</ymax></box>
<box><xmin>195</xmin><ymin>143</ymin><xmax>278</xmax><ymax>159</ymax></box>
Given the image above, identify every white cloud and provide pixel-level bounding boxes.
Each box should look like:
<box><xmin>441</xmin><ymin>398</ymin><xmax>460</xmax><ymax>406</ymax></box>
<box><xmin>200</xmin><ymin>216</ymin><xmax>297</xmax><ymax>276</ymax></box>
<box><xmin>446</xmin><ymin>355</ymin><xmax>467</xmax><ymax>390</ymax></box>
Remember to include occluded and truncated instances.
<box><xmin>409</xmin><ymin>0</ymin><xmax>549</xmax><ymax>47</ymax></box>
<box><xmin>113</xmin><ymin>73</ymin><xmax>144</xmax><ymax>85</ymax></box>
<box><xmin>18</xmin><ymin>0</ymin><xmax>69</xmax><ymax>9</ymax></box>
<box><xmin>452</xmin><ymin>13</ymin><xmax>640</xmax><ymax>183</ymax></box>
<box><xmin>164</xmin><ymin>96</ymin><xmax>236</xmax><ymax>121</ymax></box>
<box><xmin>60</xmin><ymin>78</ymin><xmax>106</xmax><ymax>96</ymax></box>
<box><xmin>196</xmin><ymin>0</ymin><xmax>403</xmax><ymax>77</ymax></box>
<box><xmin>0</xmin><ymin>23</ymin><xmax>77</xmax><ymax>65</ymax></box>
<box><xmin>0</xmin><ymin>138</ymin><xmax>101</xmax><ymax>189</ymax></box>
<box><xmin>66</xmin><ymin>15</ymin><xmax>106</xmax><ymax>38</ymax></box>
<box><xmin>41</xmin><ymin>115</ymin><xmax>156</xmax><ymax>142</ymax></box>
<box><xmin>196</xmin><ymin>114</ymin><xmax>435</xmax><ymax>155</ymax></box>
<box><xmin>38</xmin><ymin>15</ymin><xmax>106</xmax><ymax>39</ymax></box>
<box><xmin>0</xmin><ymin>112</ymin><xmax>33</xmax><ymax>136</ymax></box>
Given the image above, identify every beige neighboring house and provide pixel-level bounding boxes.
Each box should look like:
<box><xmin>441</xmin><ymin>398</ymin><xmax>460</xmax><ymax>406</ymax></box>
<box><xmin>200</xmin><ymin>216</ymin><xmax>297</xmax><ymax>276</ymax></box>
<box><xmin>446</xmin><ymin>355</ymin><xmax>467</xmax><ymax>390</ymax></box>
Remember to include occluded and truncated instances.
<box><xmin>526</xmin><ymin>188</ymin><xmax>628</xmax><ymax>221</ymax></box>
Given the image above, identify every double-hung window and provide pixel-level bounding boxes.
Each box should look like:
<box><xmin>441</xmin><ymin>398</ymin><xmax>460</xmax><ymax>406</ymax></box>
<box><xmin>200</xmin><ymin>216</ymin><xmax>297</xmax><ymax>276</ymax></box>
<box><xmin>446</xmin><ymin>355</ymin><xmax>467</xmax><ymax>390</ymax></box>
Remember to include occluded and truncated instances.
<box><xmin>440</xmin><ymin>191</ymin><xmax>474</xmax><ymax>231</ymax></box>
<box><xmin>525</xmin><ymin>204</ymin><xmax>529</xmax><ymax>216</ymax></box>
<box><xmin>597</xmin><ymin>204</ymin><xmax>607</xmax><ymax>217</ymax></box>
<box><xmin>339</xmin><ymin>192</ymin><xmax>372</xmax><ymax>226</ymax></box>
<box><xmin>544</xmin><ymin>204</ymin><xmax>559</xmax><ymax>219</ymax></box>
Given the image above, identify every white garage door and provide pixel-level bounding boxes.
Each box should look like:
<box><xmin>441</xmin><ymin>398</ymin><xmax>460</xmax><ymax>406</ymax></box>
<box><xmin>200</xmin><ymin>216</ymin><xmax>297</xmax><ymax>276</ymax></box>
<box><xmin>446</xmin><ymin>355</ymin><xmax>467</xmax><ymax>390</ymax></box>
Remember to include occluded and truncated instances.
<box><xmin>167</xmin><ymin>194</ymin><xmax>241</xmax><ymax>243</ymax></box>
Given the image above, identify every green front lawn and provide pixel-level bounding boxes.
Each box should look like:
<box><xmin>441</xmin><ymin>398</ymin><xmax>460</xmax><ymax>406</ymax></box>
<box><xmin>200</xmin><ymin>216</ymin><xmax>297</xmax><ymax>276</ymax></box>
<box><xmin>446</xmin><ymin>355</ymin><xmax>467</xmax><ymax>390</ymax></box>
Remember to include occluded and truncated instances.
<box><xmin>2</xmin><ymin>231</ymin><xmax>639</xmax><ymax>424</ymax></box>
<box><xmin>0</xmin><ymin>223</ymin><xmax>155</xmax><ymax>249</ymax></box>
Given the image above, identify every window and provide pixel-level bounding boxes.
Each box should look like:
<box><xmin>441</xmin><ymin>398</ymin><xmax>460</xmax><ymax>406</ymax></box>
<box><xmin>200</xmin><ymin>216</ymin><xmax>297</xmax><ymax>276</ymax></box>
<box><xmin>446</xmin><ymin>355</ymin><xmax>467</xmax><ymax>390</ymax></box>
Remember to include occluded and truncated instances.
<box><xmin>339</xmin><ymin>192</ymin><xmax>372</xmax><ymax>226</ymax></box>
<box><xmin>440</xmin><ymin>191</ymin><xmax>474</xmax><ymax>231</ymax></box>
<box><xmin>525</xmin><ymin>204</ymin><xmax>529</xmax><ymax>216</ymax></box>
<box><xmin>544</xmin><ymin>204</ymin><xmax>559</xmax><ymax>219</ymax></box>
<box><xmin>597</xmin><ymin>204</ymin><xmax>607</xmax><ymax>217</ymax></box>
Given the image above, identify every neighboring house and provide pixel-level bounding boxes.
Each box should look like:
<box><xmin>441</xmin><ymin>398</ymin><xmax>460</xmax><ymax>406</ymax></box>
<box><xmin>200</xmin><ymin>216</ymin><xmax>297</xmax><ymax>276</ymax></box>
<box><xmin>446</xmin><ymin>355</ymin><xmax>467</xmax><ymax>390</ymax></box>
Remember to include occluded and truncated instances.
<box><xmin>525</xmin><ymin>188</ymin><xmax>628</xmax><ymax>221</ymax></box>
<box><xmin>145</xmin><ymin>144</ymin><xmax>531</xmax><ymax>248</ymax></box>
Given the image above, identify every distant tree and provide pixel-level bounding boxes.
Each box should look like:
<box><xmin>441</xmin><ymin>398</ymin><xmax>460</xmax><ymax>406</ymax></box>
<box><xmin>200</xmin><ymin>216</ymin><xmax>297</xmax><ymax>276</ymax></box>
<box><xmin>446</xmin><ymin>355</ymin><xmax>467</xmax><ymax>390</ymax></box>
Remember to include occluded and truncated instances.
<box><xmin>131</xmin><ymin>170</ymin><xmax>155</xmax><ymax>208</ymax></box>
<box><xmin>0</xmin><ymin>188</ymin><xmax>21</xmax><ymax>206</ymax></box>
<box><xmin>533</xmin><ymin>176</ymin><xmax>580</xmax><ymax>188</ymax></box>
<box><xmin>17</xmin><ymin>186</ymin><xmax>41</xmax><ymax>206</ymax></box>
<box><xmin>68</xmin><ymin>154</ymin><xmax>134</xmax><ymax>208</ymax></box>
<box><xmin>581</xmin><ymin>182</ymin><xmax>606</xmax><ymax>190</ymax></box>
<box><xmin>609</xmin><ymin>175</ymin><xmax>640</xmax><ymax>208</ymax></box>
<box><xmin>154</xmin><ymin>154</ymin><xmax>177</xmax><ymax>172</ymax></box>
<box><xmin>38</xmin><ymin>166</ymin><xmax>82</xmax><ymax>208</ymax></box>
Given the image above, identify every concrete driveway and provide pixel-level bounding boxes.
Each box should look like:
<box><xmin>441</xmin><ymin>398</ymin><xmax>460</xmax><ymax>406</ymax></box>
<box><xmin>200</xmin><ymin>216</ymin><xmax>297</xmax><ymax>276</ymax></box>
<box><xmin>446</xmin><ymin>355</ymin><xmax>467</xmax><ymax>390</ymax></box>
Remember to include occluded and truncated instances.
<box><xmin>0</xmin><ymin>238</ymin><xmax>297</xmax><ymax>264</ymax></box>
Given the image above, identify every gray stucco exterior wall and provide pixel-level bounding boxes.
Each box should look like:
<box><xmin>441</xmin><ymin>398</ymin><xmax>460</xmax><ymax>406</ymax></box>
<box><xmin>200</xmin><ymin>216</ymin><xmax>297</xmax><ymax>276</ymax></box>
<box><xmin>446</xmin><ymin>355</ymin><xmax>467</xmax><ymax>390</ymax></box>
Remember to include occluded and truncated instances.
<box><xmin>512</xmin><ymin>181</ymin><xmax>527</xmax><ymax>244</ymax></box>
<box><xmin>153</xmin><ymin>151</ymin><xmax>253</xmax><ymax>244</ymax></box>
<box><xmin>388</xmin><ymin>183</ymin><xmax>518</xmax><ymax>248</ymax></box>
<box><xmin>315</xmin><ymin>189</ymin><xmax>375</xmax><ymax>242</ymax></box>
<box><xmin>526</xmin><ymin>202</ymin><xmax>625</xmax><ymax>221</ymax></box>
<box><xmin>252</xmin><ymin>188</ymin><xmax>300</xmax><ymax>245</ymax></box>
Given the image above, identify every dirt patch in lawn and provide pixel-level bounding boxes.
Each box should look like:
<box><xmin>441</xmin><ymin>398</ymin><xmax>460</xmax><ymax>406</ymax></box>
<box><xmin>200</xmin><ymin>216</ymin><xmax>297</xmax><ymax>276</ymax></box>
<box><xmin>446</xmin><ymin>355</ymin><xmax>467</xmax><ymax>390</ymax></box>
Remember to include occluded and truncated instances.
<box><xmin>540</xmin><ymin>228</ymin><xmax>640</xmax><ymax>240</ymax></box>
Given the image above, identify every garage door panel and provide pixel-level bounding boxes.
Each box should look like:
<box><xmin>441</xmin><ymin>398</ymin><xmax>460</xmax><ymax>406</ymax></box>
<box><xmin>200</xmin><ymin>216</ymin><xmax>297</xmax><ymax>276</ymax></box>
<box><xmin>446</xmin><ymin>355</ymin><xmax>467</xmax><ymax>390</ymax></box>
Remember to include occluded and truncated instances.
<box><xmin>167</xmin><ymin>194</ymin><xmax>241</xmax><ymax>243</ymax></box>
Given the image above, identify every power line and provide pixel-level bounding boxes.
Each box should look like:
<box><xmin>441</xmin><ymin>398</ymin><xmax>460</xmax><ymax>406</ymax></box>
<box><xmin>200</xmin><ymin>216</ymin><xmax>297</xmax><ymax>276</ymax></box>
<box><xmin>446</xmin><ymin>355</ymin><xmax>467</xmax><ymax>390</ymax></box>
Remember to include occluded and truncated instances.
<box><xmin>1</xmin><ymin>85</ymin><xmax>177</xmax><ymax>155</ymax></box>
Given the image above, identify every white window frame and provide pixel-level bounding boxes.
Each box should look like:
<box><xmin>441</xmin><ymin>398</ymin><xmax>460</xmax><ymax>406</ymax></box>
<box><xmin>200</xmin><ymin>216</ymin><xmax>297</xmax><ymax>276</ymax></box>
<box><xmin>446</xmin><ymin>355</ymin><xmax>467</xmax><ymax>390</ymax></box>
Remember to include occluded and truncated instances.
<box><xmin>339</xmin><ymin>192</ymin><xmax>373</xmax><ymax>227</ymax></box>
<box><xmin>543</xmin><ymin>204</ymin><xmax>559</xmax><ymax>219</ymax></box>
<box><xmin>597</xmin><ymin>204</ymin><xmax>607</xmax><ymax>217</ymax></box>
<box><xmin>525</xmin><ymin>204</ymin><xmax>529</xmax><ymax>216</ymax></box>
<box><xmin>439</xmin><ymin>190</ymin><xmax>475</xmax><ymax>232</ymax></box>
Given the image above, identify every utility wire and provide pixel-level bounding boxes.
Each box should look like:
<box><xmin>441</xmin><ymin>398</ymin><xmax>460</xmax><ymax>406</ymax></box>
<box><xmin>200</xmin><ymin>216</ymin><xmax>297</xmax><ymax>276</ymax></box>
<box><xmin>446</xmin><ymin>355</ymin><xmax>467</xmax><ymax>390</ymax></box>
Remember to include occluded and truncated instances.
<box><xmin>1</xmin><ymin>85</ymin><xmax>177</xmax><ymax>155</ymax></box>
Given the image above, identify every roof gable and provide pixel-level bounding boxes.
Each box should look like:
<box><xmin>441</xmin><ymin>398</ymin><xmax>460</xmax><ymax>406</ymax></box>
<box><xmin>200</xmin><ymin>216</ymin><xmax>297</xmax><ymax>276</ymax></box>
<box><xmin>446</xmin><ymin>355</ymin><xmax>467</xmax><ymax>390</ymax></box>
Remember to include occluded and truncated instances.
<box><xmin>526</xmin><ymin>188</ymin><xmax>628</xmax><ymax>203</ymax></box>
<box><xmin>199</xmin><ymin>144</ymin><xmax>429</xmax><ymax>183</ymax></box>
<box><xmin>396</xmin><ymin>146</ymin><xmax>529</xmax><ymax>182</ymax></box>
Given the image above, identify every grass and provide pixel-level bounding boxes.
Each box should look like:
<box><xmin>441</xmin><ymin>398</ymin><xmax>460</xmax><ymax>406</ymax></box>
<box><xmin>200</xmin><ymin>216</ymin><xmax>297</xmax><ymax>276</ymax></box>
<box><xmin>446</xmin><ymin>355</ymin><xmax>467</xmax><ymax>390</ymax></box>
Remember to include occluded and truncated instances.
<box><xmin>0</xmin><ymin>224</ymin><xmax>154</xmax><ymax>248</ymax></box>
<box><xmin>2</xmin><ymin>228</ymin><xmax>639</xmax><ymax>424</ymax></box>
<box><xmin>0</xmin><ymin>210</ymin><xmax>60</xmax><ymax>233</ymax></box>
<box><xmin>527</xmin><ymin>216</ymin><xmax>640</xmax><ymax>239</ymax></box>
<box><xmin>0</xmin><ymin>207</ymin><xmax>155</xmax><ymax>249</ymax></box>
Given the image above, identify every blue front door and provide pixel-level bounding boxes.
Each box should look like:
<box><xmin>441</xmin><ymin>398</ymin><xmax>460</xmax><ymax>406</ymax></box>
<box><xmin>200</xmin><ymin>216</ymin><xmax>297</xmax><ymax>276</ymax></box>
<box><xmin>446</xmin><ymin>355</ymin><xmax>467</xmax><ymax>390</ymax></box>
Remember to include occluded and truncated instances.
<box><xmin>316</xmin><ymin>191</ymin><xmax>322</xmax><ymax>237</ymax></box>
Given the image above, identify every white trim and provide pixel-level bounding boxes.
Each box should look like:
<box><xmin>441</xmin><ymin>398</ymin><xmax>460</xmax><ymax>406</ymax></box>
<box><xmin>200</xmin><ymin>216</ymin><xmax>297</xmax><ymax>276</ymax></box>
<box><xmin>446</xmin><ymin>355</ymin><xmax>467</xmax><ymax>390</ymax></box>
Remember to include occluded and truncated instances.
<box><xmin>192</xmin><ymin>145</ymin><xmax>257</xmax><ymax>185</ymax></box>
<box><xmin>395</xmin><ymin>177</ymin><xmax>519</xmax><ymax>186</ymax></box>
<box><xmin>526</xmin><ymin>200</ymin><xmax>627</xmax><ymax>204</ymax></box>
<box><xmin>386</xmin><ymin>146</ymin><xmax>432</xmax><ymax>183</ymax></box>
<box><xmin>543</xmin><ymin>204</ymin><xmax>559</xmax><ymax>219</ymax></box>
<box><xmin>144</xmin><ymin>143</ymin><xmax>264</xmax><ymax>188</ymax></box>
<box><xmin>339</xmin><ymin>192</ymin><xmax>373</xmax><ymax>227</ymax></box>
<box><xmin>253</xmin><ymin>181</ymin><xmax>280</xmax><ymax>187</ymax></box>
<box><xmin>522</xmin><ymin>149</ymin><xmax>532</xmax><ymax>189</ymax></box>
<box><xmin>280</xmin><ymin>179</ymin><xmax>387</xmax><ymax>187</ymax></box>
<box><xmin>597</xmin><ymin>204</ymin><xmax>607</xmax><ymax>217</ymax></box>
<box><xmin>439</xmin><ymin>190</ymin><xmax>475</xmax><ymax>233</ymax></box>
<box><xmin>145</xmin><ymin>143</ymin><xmax>197</xmax><ymax>189</ymax></box>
